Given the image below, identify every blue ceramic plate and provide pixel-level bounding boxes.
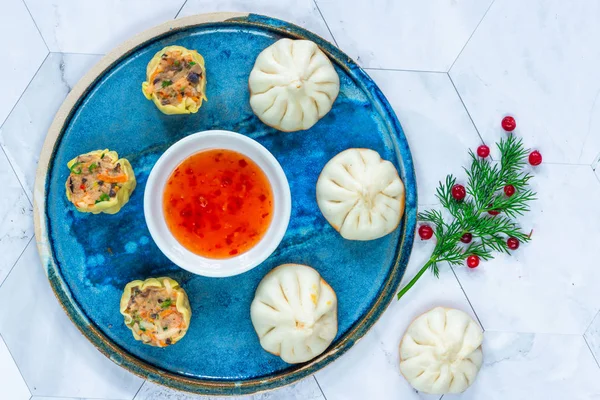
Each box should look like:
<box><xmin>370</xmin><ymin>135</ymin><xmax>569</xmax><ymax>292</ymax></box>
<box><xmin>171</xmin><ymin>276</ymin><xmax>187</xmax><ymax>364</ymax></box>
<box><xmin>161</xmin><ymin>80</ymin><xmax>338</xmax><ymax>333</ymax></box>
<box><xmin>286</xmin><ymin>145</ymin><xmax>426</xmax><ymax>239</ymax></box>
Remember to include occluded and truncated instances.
<box><xmin>34</xmin><ymin>13</ymin><xmax>417</xmax><ymax>395</ymax></box>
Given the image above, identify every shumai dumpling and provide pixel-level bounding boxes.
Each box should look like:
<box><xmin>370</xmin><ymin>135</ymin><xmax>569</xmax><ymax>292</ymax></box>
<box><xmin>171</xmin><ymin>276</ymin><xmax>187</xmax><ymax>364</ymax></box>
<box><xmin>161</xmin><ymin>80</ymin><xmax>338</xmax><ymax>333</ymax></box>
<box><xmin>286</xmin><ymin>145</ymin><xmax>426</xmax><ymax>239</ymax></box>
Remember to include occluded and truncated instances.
<box><xmin>250</xmin><ymin>264</ymin><xmax>338</xmax><ymax>364</ymax></box>
<box><xmin>399</xmin><ymin>307</ymin><xmax>483</xmax><ymax>394</ymax></box>
<box><xmin>248</xmin><ymin>38</ymin><xmax>340</xmax><ymax>132</ymax></box>
<box><xmin>316</xmin><ymin>148</ymin><xmax>405</xmax><ymax>240</ymax></box>
<box><xmin>120</xmin><ymin>277</ymin><xmax>191</xmax><ymax>347</ymax></box>
<box><xmin>65</xmin><ymin>149</ymin><xmax>136</xmax><ymax>214</ymax></box>
<box><xmin>142</xmin><ymin>45</ymin><xmax>207</xmax><ymax>115</ymax></box>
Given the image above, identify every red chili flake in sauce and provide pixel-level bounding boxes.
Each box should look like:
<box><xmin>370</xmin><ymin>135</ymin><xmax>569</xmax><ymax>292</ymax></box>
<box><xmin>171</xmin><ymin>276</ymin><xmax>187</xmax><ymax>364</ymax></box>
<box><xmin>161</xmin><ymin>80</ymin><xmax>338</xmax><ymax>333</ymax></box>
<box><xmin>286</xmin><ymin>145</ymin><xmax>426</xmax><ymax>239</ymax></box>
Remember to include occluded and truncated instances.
<box><xmin>163</xmin><ymin>149</ymin><xmax>273</xmax><ymax>259</ymax></box>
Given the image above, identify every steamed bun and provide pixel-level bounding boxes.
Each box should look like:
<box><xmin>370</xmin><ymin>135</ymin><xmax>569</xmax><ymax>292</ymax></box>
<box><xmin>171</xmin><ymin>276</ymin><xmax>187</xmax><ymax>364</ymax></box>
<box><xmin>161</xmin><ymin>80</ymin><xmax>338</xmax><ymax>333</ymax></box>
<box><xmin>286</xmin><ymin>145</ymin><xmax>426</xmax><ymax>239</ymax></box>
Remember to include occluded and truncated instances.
<box><xmin>248</xmin><ymin>38</ymin><xmax>340</xmax><ymax>132</ymax></box>
<box><xmin>316</xmin><ymin>148</ymin><xmax>405</xmax><ymax>240</ymax></box>
<box><xmin>399</xmin><ymin>307</ymin><xmax>483</xmax><ymax>394</ymax></box>
<box><xmin>250</xmin><ymin>264</ymin><xmax>338</xmax><ymax>364</ymax></box>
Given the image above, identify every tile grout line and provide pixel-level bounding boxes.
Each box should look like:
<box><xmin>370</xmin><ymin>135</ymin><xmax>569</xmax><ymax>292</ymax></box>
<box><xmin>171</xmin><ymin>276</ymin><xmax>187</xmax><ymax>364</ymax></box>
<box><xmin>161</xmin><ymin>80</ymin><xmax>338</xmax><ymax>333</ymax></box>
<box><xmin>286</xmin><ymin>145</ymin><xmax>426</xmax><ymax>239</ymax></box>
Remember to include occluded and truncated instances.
<box><xmin>583</xmin><ymin>335</ymin><xmax>600</xmax><ymax>370</ymax></box>
<box><xmin>449</xmin><ymin>265</ymin><xmax>485</xmax><ymax>331</ymax></box>
<box><xmin>0</xmin><ymin>146</ymin><xmax>33</xmax><ymax>207</ymax></box>
<box><xmin>313</xmin><ymin>0</ymin><xmax>340</xmax><ymax>48</ymax></box>
<box><xmin>447</xmin><ymin>73</ymin><xmax>486</xmax><ymax>145</ymax></box>
<box><xmin>583</xmin><ymin>307</ymin><xmax>600</xmax><ymax>335</ymax></box>
<box><xmin>447</xmin><ymin>0</ymin><xmax>496</xmax><ymax>74</ymax></box>
<box><xmin>313</xmin><ymin>375</ymin><xmax>328</xmax><ymax>400</ymax></box>
<box><xmin>174</xmin><ymin>0</ymin><xmax>188</xmax><ymax>19</ymax></box>
<box><xmin>0</xmin><ymin>51</ymin><xmax>50</xmax><ymax>207</ymax></box>
<box><xmin>0</xmin><ymin>52</ymin><xmax>49</xmax><ymax>132</ymax></box>
<box><xmin>21</xmin><ymin>0</ymin><xmax>51</xmax><ymax>53</ymax></box>
<box><xmin>129</xmin><ymin>380</ymin><xmax>145</xmax><ymax>400</ymax></box>
<box><xmin>0</xmin><ymin>237</ymin><xmax>34</xmax><ymax>292</ymax></box>
<box><xmin>591</xmin><ymin>165</ymin><xmax>600</xmax><ymax>185</ymax></box>
<box><xmin>0</xmin><ymin>325</ymin><xmax>35</xmax><ymax>397</ymax></box>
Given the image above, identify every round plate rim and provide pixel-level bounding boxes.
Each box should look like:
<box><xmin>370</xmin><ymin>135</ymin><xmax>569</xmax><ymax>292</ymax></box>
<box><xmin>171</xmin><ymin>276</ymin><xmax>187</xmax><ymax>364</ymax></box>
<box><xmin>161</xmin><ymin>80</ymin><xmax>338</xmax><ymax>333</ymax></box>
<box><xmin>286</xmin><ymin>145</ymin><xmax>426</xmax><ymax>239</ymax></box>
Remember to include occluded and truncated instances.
<box><xmin>32</xmin><ymin>12</ymin><xmax>417</xmax><ymax>396</ymax></box>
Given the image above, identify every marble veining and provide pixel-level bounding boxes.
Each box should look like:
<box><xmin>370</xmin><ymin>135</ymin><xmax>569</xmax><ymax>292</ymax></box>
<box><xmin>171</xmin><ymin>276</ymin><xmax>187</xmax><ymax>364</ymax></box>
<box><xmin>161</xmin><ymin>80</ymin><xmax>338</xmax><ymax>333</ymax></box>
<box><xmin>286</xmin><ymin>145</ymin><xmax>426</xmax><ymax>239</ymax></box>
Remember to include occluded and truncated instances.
<box><xmin>0</xmin><ymin>53</ymin><xmax>102</xmax><ymax>199</ymax></box>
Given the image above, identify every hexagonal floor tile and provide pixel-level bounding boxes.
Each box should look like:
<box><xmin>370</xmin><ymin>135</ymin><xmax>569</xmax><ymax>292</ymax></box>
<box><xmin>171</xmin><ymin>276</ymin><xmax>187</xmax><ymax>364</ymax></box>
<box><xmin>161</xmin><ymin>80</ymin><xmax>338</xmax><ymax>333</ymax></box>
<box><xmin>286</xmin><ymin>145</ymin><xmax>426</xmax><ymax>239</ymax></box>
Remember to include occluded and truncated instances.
<box><xmin>0</xmin><ymin>334</ymin><xmax>30</xmax><ymax>400</ymax></box>
<box><xmin>0</xmin><ymin>53</ymin><xmax>101</xmax><ymax>199</ymax></box>
<box><xmin>454</xmin><ymin>164</ymin><xmax>600</xmax><ymax>334</ymax></box>
<box><xmin>365</xmin><ymin>70</ymin><xmax>481</xmax><ymax>205</ymax></box>
<box><xmin>178</xmin><ymin>0</ymin><xmax>334</xmax><ymax>43</ymax></box>
<box><xmin>315</xmin><ymin>0</ymin><xmax>493</xmax><ymax>71</ymax></box>
<box><xmin>584</xmin><ymin>311</ymin><xmax>600</xmax><ymax>366</ymax></box>
<box><xmin>135</xmin><ymin>377</ymin><xmax>324</xmax><ymax>400</ymax></box>
<box><xmin>445</xmin><ymin>332</ymin><xmax>600</xmax><ymax>399</ymax></box>
<box><xmin>0</xmin><ymin>242</ymin><xmax>144</xmax><ymax>398</ymax></box>
<box><xmin>450</xmin><ymin>0</ymin><xmax>600</xmax><ymax>164</ymax></box>
<box><xmin>0</xmin><ymin>0</ymin><xmax>47</xmax><ymax>127</ymax></box>
<box><xmin>315</xmin><ymin>243</ymin><xmax>474</xmax><ymax>400</ymax></box>
<box><xmin>23</xmin><ymin>0</ymin><xmax>186</xmax><ymax>54</ymax></box>
<box><xmin>0</xmin><ymin>150</ymin><xmax>33</xmax><ymax>287</ymax></box>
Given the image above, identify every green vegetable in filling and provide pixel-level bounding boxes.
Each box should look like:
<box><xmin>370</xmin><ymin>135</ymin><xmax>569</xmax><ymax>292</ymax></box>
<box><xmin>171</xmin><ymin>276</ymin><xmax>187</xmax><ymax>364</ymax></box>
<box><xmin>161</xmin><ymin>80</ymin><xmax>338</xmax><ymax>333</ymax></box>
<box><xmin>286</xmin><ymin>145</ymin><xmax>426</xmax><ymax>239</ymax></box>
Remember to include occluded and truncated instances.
<box><xmin>160</xmin><ymin>299</ymin><xmax>172</xmax><ymax>309</ymax></box>
<box><xmin>70</xmin><ymin>162</ymin><xmax>82</xmax><ymax>174</ymax></box>
<box><xmin>162</xmin><ymin>80</ymin><xmax>173</xmax><ymax>88</ymax></box>
<box><xmin>88</xmin><ymin>163</ymin><xmax>98</xmax><ymax>172</ymax></box>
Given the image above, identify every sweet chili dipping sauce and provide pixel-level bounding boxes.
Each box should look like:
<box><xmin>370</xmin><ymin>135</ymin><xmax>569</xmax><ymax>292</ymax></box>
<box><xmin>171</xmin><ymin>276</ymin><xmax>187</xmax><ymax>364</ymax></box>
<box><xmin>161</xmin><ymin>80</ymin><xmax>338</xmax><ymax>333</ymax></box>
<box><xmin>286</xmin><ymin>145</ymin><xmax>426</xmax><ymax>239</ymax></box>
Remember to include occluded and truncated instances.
<box><xmin>163</xmin><ymin>149</ymin><xmax>273</xmax><ymax>259</ymax></box>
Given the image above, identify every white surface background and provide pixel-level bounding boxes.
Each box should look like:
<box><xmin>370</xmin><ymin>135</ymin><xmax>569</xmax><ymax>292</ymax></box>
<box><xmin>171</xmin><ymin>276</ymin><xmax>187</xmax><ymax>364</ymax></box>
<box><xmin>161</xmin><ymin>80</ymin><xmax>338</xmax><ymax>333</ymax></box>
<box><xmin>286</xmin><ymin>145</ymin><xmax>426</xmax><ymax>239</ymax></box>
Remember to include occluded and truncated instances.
<box><xmin>2</xmin><ymin>0</ymin><xmax>600</xmax><ymax>399</ymax></box>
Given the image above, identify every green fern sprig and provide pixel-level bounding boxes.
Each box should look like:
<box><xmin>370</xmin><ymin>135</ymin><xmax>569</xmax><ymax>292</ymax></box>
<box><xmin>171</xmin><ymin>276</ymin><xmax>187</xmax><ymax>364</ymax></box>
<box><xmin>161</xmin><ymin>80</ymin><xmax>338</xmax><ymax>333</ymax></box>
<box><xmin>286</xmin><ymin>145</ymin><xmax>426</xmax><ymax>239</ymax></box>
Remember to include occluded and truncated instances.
<box><xmin>397</xmin><ymin>134</ymin><xmax>536</xmax><ymax>300</ymax></box>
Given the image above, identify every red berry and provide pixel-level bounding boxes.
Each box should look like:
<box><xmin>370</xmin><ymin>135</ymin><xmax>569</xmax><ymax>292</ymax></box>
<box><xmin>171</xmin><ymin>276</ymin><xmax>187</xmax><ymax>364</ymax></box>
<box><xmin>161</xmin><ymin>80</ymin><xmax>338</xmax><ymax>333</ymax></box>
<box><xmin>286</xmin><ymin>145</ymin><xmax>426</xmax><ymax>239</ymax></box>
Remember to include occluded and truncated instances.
<box><xmin>452</xmin><ymin>184</ymin><xmax>466</xmax><ymax>201</ymax></box>
<box><xmin>504</xmin><ymin>184</ymin><xmax>515</xmax><ymax>197</ymax></box>
<box><xmin>502</xmin><ymin>116</ymin><xmax>516</xmax><ymax>132</ymax></box>
<box><xmin>529</xmin><ymin>150</ymin><xmax>542</xmax><ymax>166</ymax></box>
<box><xmin>467</xmin><ymin>255</ymin><xmax>480</xmax><ymax>268</ymax></box>
<box><xmin>507</xmin><ymin>237</ymin><xmax>520</xmax><ymax>250</ymax></box>
<box><xmin>477</xmin><ymin>145</ymin><xmax>490</xmax><ymax>158</ymax></box>
<box><xmin>460</xmin><ymin>233</ymin><xmax>472</xmax><ymax>243</ymax></box>
<box><xmin>487</xmin><ymin>204</ymin><xmax>500</xmax><ymax>216</ymax></box>
<box><xmin>418</xmin><ymin>225</ymin><xmax>433</xmax><ymax>240</ymax></box>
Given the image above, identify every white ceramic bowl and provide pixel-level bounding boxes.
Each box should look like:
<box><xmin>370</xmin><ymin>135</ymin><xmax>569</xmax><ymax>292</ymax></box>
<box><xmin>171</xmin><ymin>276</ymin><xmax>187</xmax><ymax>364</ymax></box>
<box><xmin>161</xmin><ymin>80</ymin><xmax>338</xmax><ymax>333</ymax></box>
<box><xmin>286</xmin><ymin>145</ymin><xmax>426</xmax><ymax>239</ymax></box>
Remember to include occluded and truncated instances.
<box><xmin>144</xmin><ymin>130</ymin><xmax>291</xmax><ymax>277</ymax></box>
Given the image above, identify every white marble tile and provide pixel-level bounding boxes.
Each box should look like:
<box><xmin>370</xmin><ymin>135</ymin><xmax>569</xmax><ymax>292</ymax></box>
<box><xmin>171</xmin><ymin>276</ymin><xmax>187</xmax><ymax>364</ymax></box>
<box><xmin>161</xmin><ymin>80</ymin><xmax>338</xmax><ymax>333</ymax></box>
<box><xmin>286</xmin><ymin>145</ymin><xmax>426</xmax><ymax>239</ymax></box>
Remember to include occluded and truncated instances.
<box><xmin>450</xmin><ymin>0</ymin><xmax>600</xmax><ymax>164</ymax></box>
<box><xmin>0</xmin><ymin>151</ymin><xmax>33</xmax><ymax>287</ymax></box>
<box><xmin>315</xmin><ymin>0</ymin><xmax>493</xmax><ymax>71</ymax></box>
<box><xmin>135</xmin><ymin>377</ymin><xmax>324</xmax><ymax>399</ymax></box>
<box><xmin>0</xmin><ymin>53</ymin><xmax>101</xmax><ymax>199</ymax></box>
<box><xmin>454</xmin><ymin>164</ymin><xmax>600</xmax><ymax>334</ymax></box>
<box><xmin>584</xmin><ymin>311</ymin><xmax>600</xmax><ymax>366</ymax></box>
<box><xmin>32</xmin><ymin>398</ymin><xmax>88</xmax><ymax>400</ymax></box>
<box><xmin>23</xmin><ymin>0</ymin><xmax>186</xmax><ymax>54</ymax></box>
<box><xmin>0</xmin><ymin>334</ymin><xmax>31</xmax><ymax>400</ymax></box>
<box><xmin>0</xmin><ymin>0</ymin><xmax>48</xmax><ymax>127</ymax></box>
<box><xmin>445</xmin><ymin>332</ymin><xmax>600</xmax><ymax>399</ymax></box>
<box><xmin>178</xmin><ymin>0</ymin><xmax>334</xmax><ymax>43</ymax></box>
<box><xmin>366</xmin><ymin>70</ymin><xmax>481</xmax><ymax>205</ymax></box>
<box><xmin>0</xmin><ymin>242</ymin><xmax>144</xmax><ymax>398</ymax></box>
<box><xmin>315</xmin><ymin>241</ymin><xmax>475</xmax><ymax>400</ymax></box>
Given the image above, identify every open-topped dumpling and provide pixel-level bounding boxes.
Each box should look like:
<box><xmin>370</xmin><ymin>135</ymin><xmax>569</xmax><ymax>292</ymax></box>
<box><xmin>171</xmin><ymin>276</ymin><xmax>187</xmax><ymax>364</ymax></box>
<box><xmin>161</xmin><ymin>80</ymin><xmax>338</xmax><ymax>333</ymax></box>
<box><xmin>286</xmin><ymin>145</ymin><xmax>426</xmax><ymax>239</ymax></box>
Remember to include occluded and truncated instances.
<box><xmin>142</xmin><ymin>45</ymin><xmax>207</xmax><ymax>115</ymax></box>
<box><xmin>316</xmin><ymin>148</ymin><xmax>405</xmax><ymax>240</ymax></box>
<box><xmin>249</xmin><ymin>38</ymin><xmax>340</xmax><ymax>132</ymax></box>
<box><xmin>120</xmin><ymin>277</ymin><xmax>191</xmax><ymax>347</ymax></box>
<box><xmin>65</xmin><ymin>149</ymin><xmax>136</xmax><ymax>214</ymax></box>
<box><xmin>250</xmin><ymin>264</ymin><xmax>338</xmax><ymax>364</ymax></box>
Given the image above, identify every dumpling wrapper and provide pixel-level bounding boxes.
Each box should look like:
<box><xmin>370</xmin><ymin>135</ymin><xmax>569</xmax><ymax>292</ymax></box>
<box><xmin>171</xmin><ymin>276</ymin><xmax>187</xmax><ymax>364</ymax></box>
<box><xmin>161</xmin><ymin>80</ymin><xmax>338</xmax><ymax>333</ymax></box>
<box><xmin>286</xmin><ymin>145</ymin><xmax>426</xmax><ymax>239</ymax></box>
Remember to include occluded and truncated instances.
<box><xmin>141</xmin><ymin>45</ymin><xmax>207</xmax><ymax>115</ymax></box>
<box><xmin>249</xmin><ymin>38</ymin><xmax>340</xmax><ymax>132</ymax></box>
<box><xmin>399</xmin><ymin>307</ymin><xmax>483</xmax><ymax>394</ymax></box>
<box><xmin>250</xmin><ymin>264</ymin><xmax>338</xmax><ymax>364</ymax></box>
<box><xmin>316</xmin><ymin>148</ymin><xmax>405</xmax><ymax>240</ymax></box>
<box><xmin>120</xmin><ymin>277</ymin><xmax>192</xmax><ymax>347</ymax></box>
<box><xmin>65</xmin><ymin>149</ymin><xmax>136</xmax><ymax>215</ymax></box>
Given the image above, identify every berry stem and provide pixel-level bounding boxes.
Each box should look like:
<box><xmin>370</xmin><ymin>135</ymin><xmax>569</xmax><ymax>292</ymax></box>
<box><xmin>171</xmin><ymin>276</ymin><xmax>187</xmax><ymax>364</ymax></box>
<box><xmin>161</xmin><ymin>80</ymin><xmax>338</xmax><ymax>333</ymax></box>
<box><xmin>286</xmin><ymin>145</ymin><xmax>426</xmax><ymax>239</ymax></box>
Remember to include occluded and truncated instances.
<box><xmin>397</xmin><ymin>258</ymin><xmax>436</xmax><ymax>300</ymax></box>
